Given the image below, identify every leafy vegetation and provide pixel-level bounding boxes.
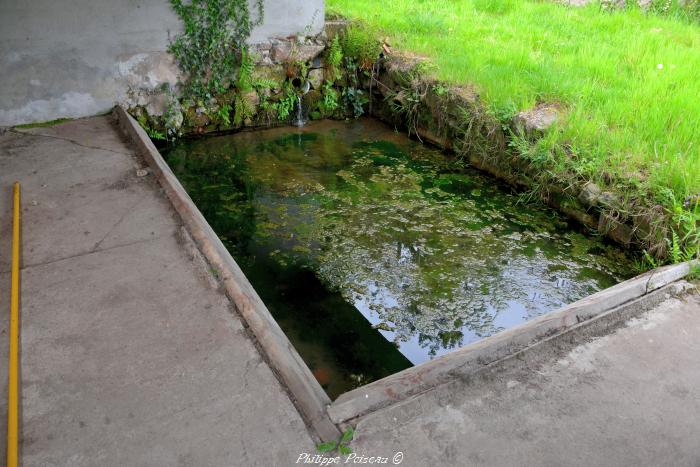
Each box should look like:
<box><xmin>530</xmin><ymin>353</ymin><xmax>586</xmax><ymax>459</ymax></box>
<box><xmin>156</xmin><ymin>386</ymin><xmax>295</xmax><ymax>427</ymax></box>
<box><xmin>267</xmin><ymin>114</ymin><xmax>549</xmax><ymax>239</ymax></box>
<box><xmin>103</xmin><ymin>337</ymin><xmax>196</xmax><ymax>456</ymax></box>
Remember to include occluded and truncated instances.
<box><xmin>168</xmin><ymin>0</ymin><xmax>264</xmax><ymax>100</ymax></box>
<box><xmin>275</xmin><ymin>83</ymin><xmax>298</xmax><ymax>120</ymax></box>
<box><xmin>341</xmin><ymin>24</ymin><xmax>382</xmax><ymax>70</ymax></box>
<box><xmin>320</xmin><ymin>81</ymin><xmax>340</xmax><ymax>114</ymax></box>
<box><xmin>665</xmin><ymin>190</ymin><xmax>700</xmax><ymax>263</ymax></box>
<box><xmin>215</xmin><ymin>103</ymin><xmax>233</xmax><ymax>127</ymax></box>
<box><xmin>145</xmin><ymin>127</ymin><xmax>166</xmax><ymax>141</ymax></box>
<box><xmin>14</xmin><ymin>118</ymin><xmax>71</xmax><ymax>129</ymax></box>
<box><xmin>318</xmin><ymin>427</ymin><xmax>354</xmax><ymax>455</ymax></box>
<box><xmin>235</xmin><ymin>49</ymin><xmax>255</xmax><ymax>92</ymax></box>
<box><xmin>343</xmin><ymin>87</ymin><xmax>368</xmax><ymax>118</ymax></box>
<box><xmin>325</xmin><ymin>35</ymin><xmax>344</xmax><ymax>81</ymax></box>
<box><xmin>137</xmin><ymin>113</ymin><xmax>166</xmax><ymax>140</ymax></box>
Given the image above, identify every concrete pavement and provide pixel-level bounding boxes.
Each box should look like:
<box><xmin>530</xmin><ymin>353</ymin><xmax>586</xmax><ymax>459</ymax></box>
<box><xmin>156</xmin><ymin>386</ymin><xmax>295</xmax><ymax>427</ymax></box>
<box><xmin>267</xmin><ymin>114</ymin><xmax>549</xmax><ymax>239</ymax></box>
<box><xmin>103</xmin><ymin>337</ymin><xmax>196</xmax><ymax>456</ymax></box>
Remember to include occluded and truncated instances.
<box><xmin>349</xmin><ymin>285</ymin><xmax>700</xmax><ymax>467</ymax></box>
<box><xmin>0</xmin><ymin>116</ymin><xmax>314</xmax><ymax>466</ymax></box>
<box><xmin>1</xmin><ymin>115</ymin><xmax>699</xmax><ymax>467</ymax></box>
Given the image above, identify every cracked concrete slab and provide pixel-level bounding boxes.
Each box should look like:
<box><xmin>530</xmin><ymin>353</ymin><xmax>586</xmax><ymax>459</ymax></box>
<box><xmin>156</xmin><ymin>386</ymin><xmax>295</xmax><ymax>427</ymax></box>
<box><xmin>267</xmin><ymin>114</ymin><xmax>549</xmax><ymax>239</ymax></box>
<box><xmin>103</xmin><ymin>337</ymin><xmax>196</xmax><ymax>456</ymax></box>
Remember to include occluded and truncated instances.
<box><xmin>0</xmin><ymin>121</ymin><xmax>176</xmax><ymax>271</ymax></box>
<box><xmin>348</xmin><ymin>289</ymin><xmax>700</xmax><ymax>467</ymax></box>
<box><xmin>0</xmin><ymin>116</ymin><xmax>314</xmax><ymax>465</ymax></box>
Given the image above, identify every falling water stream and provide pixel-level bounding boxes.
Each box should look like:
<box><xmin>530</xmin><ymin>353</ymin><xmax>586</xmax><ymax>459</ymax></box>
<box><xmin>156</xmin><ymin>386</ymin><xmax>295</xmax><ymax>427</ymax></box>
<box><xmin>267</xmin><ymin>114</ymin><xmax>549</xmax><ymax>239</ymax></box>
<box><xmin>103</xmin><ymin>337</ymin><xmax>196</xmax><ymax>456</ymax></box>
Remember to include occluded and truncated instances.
<box><xmin>294</xmin><ymin>95</ymin><xmax>305</xmax><ymax>127</ymax></box>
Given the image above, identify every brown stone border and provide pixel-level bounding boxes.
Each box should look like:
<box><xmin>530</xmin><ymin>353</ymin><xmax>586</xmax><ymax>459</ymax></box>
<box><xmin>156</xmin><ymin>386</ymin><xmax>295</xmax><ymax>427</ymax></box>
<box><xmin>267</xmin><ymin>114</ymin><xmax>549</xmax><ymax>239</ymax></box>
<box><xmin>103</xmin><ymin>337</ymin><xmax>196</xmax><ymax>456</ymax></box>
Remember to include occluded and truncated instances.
<box><xmin>328</xmin><ymin>261</ymin><xmax>697</xmax><ymax>424</ymax></box>
<box><xmin>115</xmin><ymin>104</ymin><xmax>696</xmax><ymax>433</ymax></box>
<box><xmin>114</xmin><ymin>106</ymin><xmax>341</xmax><ymax>442</ymax></box>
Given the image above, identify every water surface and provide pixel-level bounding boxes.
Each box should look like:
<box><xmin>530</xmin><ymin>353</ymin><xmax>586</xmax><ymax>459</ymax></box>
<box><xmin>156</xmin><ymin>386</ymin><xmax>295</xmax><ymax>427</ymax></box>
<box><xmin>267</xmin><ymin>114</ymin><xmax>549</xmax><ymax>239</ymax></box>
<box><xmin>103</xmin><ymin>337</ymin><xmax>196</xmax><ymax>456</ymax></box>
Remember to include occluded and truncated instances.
<box><xmin>164</xmin><ymin>119</ymin><xmax>634</xmax><ymax>398</ymax></box>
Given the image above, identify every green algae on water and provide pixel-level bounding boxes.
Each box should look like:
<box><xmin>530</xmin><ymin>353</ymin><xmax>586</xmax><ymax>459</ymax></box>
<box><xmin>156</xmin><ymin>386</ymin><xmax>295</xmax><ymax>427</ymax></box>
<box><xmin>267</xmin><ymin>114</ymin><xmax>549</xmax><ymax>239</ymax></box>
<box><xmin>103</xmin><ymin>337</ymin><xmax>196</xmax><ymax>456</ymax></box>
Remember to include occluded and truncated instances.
<box><xmin>164</xmin><ymin>118</ymin><xmax>636</xmax><ymax>398</ymax></box>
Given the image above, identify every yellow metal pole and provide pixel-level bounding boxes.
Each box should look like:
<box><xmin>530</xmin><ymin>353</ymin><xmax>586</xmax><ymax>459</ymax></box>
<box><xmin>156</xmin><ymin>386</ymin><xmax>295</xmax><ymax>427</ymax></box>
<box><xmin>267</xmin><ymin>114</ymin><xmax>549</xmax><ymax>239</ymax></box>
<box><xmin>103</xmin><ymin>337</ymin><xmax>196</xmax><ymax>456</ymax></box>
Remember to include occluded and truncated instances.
<box><xmin>7</xmin><ymin>182</ymin><xmax>20</xmax><ymax>467</ymax></box>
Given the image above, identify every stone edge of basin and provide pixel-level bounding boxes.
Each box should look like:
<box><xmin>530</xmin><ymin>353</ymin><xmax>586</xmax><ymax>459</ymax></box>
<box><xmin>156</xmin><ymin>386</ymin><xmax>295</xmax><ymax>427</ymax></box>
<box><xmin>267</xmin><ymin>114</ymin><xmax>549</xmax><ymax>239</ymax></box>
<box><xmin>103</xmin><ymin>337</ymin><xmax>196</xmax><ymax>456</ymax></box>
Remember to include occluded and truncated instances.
<box><xmin>113</xmin><ymin>105</ymin><xmax>341</xmax><ymax>442</ymax></box>
<box><xmin>113</xmin><ymin>103</ymin><xmax>697</xmax><ymax>431</ymax></box>
<box><xmin>328</xmin><ymin>260</ymin><xmax>697</xmax><ymax>424</ymax></box>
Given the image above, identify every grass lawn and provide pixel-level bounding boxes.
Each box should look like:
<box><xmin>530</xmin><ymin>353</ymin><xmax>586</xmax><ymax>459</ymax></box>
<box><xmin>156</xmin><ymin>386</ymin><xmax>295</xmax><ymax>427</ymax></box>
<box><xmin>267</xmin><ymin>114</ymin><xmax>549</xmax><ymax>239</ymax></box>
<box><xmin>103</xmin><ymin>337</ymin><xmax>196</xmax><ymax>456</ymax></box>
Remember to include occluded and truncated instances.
<box><xmin>327</xmin><ymin>0</ymin><xmax>700</xmax><ymax>205</ymax></box>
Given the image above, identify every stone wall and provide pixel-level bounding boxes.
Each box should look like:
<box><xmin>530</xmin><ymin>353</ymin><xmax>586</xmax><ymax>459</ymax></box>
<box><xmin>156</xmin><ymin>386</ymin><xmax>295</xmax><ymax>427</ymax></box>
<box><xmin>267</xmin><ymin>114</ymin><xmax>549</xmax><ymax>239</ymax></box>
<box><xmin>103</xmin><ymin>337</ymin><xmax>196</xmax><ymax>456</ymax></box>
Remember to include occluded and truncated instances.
<box><xmin>0</xmin><ymin>0</ymin><xmax>324</xmax><ymax>126</ymax></box>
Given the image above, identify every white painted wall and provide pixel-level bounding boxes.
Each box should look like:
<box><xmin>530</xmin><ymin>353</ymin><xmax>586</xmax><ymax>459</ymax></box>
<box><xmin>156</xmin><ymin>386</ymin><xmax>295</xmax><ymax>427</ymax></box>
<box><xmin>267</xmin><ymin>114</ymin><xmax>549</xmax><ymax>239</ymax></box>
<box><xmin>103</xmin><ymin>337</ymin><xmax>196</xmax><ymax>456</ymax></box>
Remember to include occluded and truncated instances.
<box><xmin>0</xmin><ymin>0</ymin><xmax>324</xmax><ymax>125</ymax></box>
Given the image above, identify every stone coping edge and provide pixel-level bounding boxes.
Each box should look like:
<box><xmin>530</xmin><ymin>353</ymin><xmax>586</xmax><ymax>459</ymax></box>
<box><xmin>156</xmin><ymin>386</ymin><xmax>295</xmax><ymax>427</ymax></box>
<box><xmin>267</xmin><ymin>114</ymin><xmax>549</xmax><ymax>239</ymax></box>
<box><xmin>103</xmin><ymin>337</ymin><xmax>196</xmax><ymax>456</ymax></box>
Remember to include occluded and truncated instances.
<box><xmin>114</xmin><ymin>106</ymin><xmax>340</xmax><ymax>442</ymax></box>
<box><xmin>114</xmin><ymin>104</ymin><xmax>697</xmax><ymax>431</ymax></box>
<box><xmin>328</xmin><ymin>260</ymin><xmax>697</xmax><ymax>424</ymax></box>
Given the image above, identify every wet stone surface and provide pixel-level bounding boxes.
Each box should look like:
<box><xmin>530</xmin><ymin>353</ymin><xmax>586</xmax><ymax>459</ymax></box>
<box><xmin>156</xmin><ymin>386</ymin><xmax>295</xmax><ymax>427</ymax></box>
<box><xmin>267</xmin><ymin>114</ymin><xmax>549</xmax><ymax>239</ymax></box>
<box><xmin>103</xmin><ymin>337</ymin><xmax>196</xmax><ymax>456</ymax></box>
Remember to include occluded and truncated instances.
<box><xmin>164</xmin><ymin>118</ymin><xmax>635</xmax><ymax>399</ymax></box>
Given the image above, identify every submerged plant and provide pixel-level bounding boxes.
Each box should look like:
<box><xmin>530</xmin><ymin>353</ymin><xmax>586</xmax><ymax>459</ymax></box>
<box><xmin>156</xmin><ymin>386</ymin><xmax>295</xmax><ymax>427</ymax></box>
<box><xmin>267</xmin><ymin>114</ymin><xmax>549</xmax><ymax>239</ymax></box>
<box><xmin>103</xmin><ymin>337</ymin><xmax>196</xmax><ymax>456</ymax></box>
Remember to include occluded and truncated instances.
<box><xmin>164</xmin><ymin>121</ymin><xmax>639</xmax><ymax>389</ymax></box>
<box><xmin>218</xmin><ymin>132</ymin><xmax>633</xmax><ymax>355</ymax></box>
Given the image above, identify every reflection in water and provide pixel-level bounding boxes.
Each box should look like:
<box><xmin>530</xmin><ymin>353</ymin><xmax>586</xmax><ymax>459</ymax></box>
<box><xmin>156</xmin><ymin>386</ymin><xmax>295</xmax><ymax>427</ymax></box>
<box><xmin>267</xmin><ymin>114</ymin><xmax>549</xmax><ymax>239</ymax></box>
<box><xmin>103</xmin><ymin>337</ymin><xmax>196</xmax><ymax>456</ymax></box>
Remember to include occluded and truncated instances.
<box><xmin>164</xmin><ymin>118</ymin><xmax>635</xmax><ymax>398</ymax></box>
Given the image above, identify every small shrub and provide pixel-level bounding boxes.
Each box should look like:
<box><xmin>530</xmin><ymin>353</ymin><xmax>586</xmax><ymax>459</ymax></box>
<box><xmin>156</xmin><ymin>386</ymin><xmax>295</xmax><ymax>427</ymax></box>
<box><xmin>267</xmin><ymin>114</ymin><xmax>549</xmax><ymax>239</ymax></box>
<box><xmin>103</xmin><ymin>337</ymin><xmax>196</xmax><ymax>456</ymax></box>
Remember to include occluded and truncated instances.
<box><xmin>146</xmin><ymin>127</ymin><xmax>166</xmax><ymax>140</ymax></box>
<box><xmin>667</xmin><ymin>190</ymin><xmax>700</xmax><ymax>262</ymax></box>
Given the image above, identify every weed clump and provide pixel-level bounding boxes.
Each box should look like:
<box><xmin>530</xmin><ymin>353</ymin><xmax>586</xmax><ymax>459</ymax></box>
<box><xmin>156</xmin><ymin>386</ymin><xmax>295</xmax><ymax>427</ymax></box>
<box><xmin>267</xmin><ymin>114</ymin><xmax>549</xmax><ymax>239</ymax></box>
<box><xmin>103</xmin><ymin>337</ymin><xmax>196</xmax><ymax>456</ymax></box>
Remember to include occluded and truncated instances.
<box><xmin>341</xmin><ymin>24</ymin><xmax>382</xmax><ymax>70</ymax></box>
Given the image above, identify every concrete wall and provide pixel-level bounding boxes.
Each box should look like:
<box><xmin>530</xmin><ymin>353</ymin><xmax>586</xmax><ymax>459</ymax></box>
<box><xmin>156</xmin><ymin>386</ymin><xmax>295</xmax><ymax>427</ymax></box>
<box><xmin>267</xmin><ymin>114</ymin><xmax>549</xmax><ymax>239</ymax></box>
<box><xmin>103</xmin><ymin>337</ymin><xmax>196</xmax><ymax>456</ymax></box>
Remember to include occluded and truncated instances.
<box><xmin>0</xmin><ymin>0</ymin><xmax>324</xmax><ymax>126</ymax></box>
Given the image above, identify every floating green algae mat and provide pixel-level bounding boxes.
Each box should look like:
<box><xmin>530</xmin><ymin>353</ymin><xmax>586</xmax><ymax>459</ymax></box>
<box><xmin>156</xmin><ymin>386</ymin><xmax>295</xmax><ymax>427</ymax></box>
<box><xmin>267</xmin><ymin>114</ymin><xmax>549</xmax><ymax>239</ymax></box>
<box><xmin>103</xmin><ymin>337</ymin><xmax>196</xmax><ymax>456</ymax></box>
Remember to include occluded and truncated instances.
<box><xmin>164</xmin><ymin>119</ymin><xmax>635</xmax><ymax>398</ymax></box>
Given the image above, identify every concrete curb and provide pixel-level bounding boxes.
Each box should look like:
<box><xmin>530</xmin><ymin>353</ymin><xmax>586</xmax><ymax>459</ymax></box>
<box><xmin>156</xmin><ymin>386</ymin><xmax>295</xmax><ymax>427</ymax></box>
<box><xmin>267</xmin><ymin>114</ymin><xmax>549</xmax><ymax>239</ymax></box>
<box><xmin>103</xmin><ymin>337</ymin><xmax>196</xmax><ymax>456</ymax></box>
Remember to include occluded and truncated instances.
<box><xmin>114</xmin><ymin>106</ymin><xmax>340</xmax><ymax>442</ymax></box>
<box><xmin>328</xmin><ymin>261</ymin><xmax>697</xmax><ymax>424</ymax></box>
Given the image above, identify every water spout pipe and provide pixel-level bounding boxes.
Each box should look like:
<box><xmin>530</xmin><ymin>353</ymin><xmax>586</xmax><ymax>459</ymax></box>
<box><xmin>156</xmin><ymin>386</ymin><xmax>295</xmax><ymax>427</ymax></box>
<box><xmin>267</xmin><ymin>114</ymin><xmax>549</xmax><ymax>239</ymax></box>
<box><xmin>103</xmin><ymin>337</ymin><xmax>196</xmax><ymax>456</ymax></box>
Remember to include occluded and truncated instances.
<box><xmin>291</xmin><ymin>78</ymin><xmax>311</xmax><ymax>96</ymax></box>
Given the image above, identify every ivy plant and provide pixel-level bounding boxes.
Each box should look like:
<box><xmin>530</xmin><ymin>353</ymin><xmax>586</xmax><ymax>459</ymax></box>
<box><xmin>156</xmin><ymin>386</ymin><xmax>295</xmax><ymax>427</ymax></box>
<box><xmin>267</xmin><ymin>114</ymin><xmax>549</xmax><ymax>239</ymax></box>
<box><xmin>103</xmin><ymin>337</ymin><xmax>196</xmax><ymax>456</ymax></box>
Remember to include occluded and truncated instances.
<box><xmin>168</xmin><ymin>0</ymin><xmax>264</xmax><ymax>100</ymax></box>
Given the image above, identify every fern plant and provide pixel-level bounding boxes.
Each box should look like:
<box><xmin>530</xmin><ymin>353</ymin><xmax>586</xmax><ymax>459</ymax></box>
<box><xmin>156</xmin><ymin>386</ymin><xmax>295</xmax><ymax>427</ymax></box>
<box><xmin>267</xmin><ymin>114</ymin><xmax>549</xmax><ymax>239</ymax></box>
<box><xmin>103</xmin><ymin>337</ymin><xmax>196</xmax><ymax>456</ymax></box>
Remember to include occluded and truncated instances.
<box><xmin>643</xmin><ymin>189</ymin><xmax>700</xmax><ymax>267</ymax></box>
<box><xmin>275</xmin><ymin>83</ymin><xmax>297</xmax><ymax>120</ymax></box>
<box><xmin>326</xmin><ymin>35</ymin><xmax>344</xmax><ymax>82</ymax></box>
<box><xmin>215</xmin><ymin>103</ymin><xmax>232</xmax><ymax>126</ymax></box>
<box><xmin>236</xmin><ymin>49</ymin><xmax>255</xmax><ymax>92</ymax></box>
<box><xmin>233</xmin><ymin>96</ymin><xmax>254</xmax><ymax>125</ymax></box>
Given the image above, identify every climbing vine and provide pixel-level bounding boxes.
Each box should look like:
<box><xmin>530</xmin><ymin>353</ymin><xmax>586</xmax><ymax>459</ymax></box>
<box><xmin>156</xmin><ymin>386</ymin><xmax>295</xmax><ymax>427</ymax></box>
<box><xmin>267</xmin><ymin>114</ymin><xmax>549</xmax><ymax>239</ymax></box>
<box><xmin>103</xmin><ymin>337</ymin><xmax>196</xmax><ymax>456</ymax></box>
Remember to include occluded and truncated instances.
<box><xmin>168</xmin><ymin>0</ymin><xmax>264</xmax><ymax>99</ymax></box>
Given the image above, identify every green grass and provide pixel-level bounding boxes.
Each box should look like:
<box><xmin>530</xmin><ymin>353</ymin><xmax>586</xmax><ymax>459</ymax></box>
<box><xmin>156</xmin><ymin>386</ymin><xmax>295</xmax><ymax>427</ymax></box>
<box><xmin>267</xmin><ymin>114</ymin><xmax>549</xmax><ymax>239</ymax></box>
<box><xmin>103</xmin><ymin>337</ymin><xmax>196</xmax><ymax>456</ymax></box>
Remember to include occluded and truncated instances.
<box><xmin>327</xmin><ymin>0</ymin><xmax>700</xmax><ymax>202</ymax></box>
<box><xmin>14</xmin><ymin>118</ymin><xmax>72</xmax><ymax>129</ymax></box>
